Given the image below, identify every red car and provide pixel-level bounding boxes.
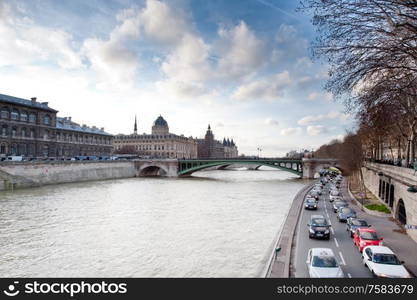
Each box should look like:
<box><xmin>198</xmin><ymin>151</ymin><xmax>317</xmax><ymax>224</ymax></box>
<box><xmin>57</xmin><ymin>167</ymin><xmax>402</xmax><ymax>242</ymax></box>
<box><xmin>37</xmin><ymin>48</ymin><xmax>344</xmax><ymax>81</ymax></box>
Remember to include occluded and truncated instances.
<box><xmin>353</xmin><ymin>228</ymin><xmax>383</xmax><ymax>252</ymax></box>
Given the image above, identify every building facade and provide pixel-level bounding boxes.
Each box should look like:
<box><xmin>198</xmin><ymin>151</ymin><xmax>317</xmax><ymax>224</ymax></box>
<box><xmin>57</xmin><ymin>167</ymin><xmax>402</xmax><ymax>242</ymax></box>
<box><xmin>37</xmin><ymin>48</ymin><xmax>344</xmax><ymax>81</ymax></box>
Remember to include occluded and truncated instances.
<box><xmin>197</xmin><ymin>125</ymin><xmax>238</xmax><ymax>159</ymax></box>
<box><xmin>0</xmin><ymin>93</ymin><xmax>113</xmax><ymax>158</ymax></box>
<box><xmin>113</xmin><ymin>116</ymin><xmax>198</xmax><ymax>159</ymax></box>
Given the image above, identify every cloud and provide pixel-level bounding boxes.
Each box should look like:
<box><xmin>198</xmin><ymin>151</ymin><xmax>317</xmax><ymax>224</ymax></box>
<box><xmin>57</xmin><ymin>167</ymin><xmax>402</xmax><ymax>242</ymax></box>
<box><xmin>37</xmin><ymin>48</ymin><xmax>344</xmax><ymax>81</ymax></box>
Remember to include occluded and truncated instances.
<box><xmin>81</xmin><ymin>8</ymin><xmax>142</xmax><ymax>89</ymax></box>
<box><xmin>264</xmin><ymin>118</ymin><xmax>279</xmax><ymax>126</ymax></box>
<box><xmin>216</xmin><ymin>21</ymin><xmax>265</xmax><ymax>80</ymax></box>
<box><xmin>280</xmin><ymin>127</ymin><xmax>302</xmax><ymax>136</ymax></box>
<box><xmin>306</xmin><ymin>125</ymin><xmax>328</xmax><ymax>136</ymax></box>
<box><xmin>139</xmin><ymin>0</ymin><xmax>189</xmax><ymax>45</ymax></box>
<box><xmin>308</xmin><ymin>91</ymin><xmax>333</xmax><ymax>102</ymax></box>
<box><xmin>231</xmin><ymin>71</ymin><xmax>291</xmax><ymax>101</ymax></box>
<box><xmin>0</xmin><ymin>2</ymin><xmax>82</xmax><ymax>69</ymax></box>
<box><xmin>298</xmin><ymin>111</ymin><xmax>350</xmax><ymax>126</ymax></box>
<box><xmin>271</xmin><ymin>24</ymin><xmax>308</xmax><ymax>64</ymax></box>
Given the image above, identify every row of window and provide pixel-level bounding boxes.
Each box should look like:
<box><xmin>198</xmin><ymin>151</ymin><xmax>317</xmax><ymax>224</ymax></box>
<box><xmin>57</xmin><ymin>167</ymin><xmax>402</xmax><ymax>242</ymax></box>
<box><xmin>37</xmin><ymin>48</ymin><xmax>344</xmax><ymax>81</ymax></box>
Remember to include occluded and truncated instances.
<box><xmin>0</xmin><ymin>107</ymin><xmax>52</xmax><ymax>125</ymax></box>
<box><xmin>116</xmin><ymin>134</ymin><xmax>192</xmax><ymax>141</ymax></box>
<box><xmin>0</xmin><ymin>125</ymin><xmax>112</xmax><ymax>145</ymax></box>
<box><xmin>0</xmin><ymin>142</ymin><xmax>111</xmax><ymax>156</ymax></box>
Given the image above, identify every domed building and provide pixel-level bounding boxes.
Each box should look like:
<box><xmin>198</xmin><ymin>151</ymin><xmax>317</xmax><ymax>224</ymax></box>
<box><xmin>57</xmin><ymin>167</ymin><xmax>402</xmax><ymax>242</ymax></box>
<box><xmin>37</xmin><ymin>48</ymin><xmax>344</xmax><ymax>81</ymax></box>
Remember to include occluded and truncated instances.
<box><xmin>113</xmin><ymin>115</ymin><xmax>198</xmax><ymax>159</ymax></box>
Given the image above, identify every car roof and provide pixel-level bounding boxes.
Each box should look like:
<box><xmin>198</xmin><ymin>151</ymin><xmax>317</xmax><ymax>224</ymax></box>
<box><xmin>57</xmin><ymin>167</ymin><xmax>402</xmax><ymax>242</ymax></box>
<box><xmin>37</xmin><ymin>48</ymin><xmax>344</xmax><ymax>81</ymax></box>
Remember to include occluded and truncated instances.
<box><xmin>311</xmin><ymin>214</ymin><xmax>324</xmax><ymax>219</ymax></box>
<box><xmin>310</xmin><ymin>248</ymin><xmax>335</xmax><ymax>256</ymax></box>
<box><xmin>358</xmin><ymin>227</ymin><xmax>376</xmax><ymax>233</ymax></box>
<box><xmin>364</xmin><ymin>246</ymin><xmax>393</xmax><ymax>254</ymax></box>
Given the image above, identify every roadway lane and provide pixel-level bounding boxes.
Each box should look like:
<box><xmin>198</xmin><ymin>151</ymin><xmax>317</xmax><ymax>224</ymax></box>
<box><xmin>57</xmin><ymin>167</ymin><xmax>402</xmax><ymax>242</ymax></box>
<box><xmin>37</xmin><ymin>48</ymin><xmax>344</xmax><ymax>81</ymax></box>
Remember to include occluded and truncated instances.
<box><xmin>292</xmin><ymin>179</ymin><xmax>372</xmax><ymax>278</ymax></box>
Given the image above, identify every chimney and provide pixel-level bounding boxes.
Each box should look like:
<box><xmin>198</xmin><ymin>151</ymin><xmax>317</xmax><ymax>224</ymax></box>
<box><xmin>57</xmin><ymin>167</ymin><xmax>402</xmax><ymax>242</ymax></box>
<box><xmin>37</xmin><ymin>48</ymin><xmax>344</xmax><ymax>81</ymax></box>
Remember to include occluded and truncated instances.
<box><xmin>31</xmin><ymin>97</ymin><xmax>37</xmax><ymax>103</ymax></box>
<box><xmin>100</xmin><ymin>127</ymin><xmax>104</xmax><ymax>131</ymax></box>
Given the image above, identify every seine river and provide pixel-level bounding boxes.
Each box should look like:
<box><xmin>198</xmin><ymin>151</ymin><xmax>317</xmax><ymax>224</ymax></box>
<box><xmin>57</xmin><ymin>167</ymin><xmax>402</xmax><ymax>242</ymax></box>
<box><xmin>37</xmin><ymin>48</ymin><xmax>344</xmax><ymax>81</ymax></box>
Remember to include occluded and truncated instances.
<box><xmin>0</xmin><ymin>168</ymin><xmax>308</xmax><ymax>277</ymax></box>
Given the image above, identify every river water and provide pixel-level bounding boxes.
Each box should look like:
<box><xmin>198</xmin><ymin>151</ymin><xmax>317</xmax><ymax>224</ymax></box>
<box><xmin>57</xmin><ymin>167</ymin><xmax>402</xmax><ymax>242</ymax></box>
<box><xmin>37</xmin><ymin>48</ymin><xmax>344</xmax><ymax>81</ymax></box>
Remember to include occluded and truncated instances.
<box><xmin>0</xmin><ymin>168</ymin><xmax>308</xmax><ymax>277</ymax></box>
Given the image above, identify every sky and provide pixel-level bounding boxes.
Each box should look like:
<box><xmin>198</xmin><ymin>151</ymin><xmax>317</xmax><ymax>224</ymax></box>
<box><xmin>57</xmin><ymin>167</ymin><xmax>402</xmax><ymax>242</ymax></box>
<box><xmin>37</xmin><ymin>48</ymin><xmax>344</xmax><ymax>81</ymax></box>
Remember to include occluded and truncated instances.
<box><xmin>0</xmin><ymin>0</ymin><xmax>354</xmax><ymax>156</ymax></box>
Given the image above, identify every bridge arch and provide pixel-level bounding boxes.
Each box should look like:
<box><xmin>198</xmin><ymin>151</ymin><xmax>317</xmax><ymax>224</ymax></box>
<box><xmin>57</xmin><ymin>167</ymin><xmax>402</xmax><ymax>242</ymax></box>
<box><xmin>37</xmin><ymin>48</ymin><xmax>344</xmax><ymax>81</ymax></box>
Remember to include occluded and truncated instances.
<box><xmin>138</xmin><ymin>165</ymin><xmax>168</xmax><ymax>177</ymax></box>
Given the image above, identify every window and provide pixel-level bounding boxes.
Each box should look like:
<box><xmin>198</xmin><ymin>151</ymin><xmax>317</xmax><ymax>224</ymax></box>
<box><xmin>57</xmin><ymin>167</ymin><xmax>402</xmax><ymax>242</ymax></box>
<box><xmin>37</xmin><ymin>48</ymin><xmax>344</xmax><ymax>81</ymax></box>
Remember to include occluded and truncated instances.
<box><xmin>21</xmin><ymin>128</ymin><xmax>26</xmax><ymax>137</ymax></box>
<box><xmin>43</xmin><ymin>115</ymin><xmax>51</xmax><ymax>125</ymax></box>
<box><xmin>30</xmin><ymin>128</ymin><xmax>35</xmax><ymax>138</ymax></box>
<box><xmin>1</xmin><ymin>107</ymin><xmax>10</xmax><ymax>119</ymax></box>
<box><xmin>1</xmin><ymin>125</ymin><xmax>7</xmax><ymax>136</ymax></box>
<box><xmin>12</xmin><ymin>127</ymin><xmax>17</xmax><ymax>137</ymax></box>
<box><xmin>44</xmin><ymin>130</ymin><xmax>49</xmax><ymax>140</ymax></box>
<box><xmin>20</xmin><ymin>111</ymin><xmax>28</xmax><ymax>122</ymax></box>
<box><xmin>11</xmin><ymin>109</ymin><xmax>19</xmax><ymax>120</ymax></box>
<box><xmin>29</xmin><ymin>113</ymin><xmax>36</xmax><ymax>123</ymax></box>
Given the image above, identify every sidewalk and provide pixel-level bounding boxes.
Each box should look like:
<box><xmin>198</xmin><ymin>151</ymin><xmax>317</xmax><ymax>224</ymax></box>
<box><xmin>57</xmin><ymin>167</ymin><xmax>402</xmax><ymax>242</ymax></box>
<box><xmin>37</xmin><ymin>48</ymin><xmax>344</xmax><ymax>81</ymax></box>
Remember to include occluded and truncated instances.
<box><xmin>343</xmin><ymin>180</ymin><xmax>417</xmax><ymax>277</ymax></box>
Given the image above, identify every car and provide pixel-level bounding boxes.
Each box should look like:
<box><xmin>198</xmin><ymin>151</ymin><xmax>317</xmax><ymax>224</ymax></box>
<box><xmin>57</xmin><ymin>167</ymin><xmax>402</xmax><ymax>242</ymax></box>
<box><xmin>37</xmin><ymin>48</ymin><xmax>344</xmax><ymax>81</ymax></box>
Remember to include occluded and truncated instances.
<box><xmin>337</xmin><ymin>207</ymin><xmax>357</xmax><ymax>222</ymax></box>
<box><xmin>354</xmin><ymin>228</ymin><xmax>383</xmax><ymax>252</ymax></box>
<box><xmin>306</xmin><ymin>248</ymin><xmax>344</xmax><ymax>278</ymax></box>
<box><xmin>362</xmin><ymin>246</ymin><xmax>411</xmax><ymax>278</ymax></box>
<box><xmin>329</xmin><ymin>191</ymin><xmax>341</xmax><ymax>202</ymax></box>
<box><xmin>304</xmin><ymin>198</ymin><xmax>318</xmax><ymax>210</ymax></box>
<box><xmin>308</xmin><ymin>215</ymin><xmax>331</xmax><ymax>240</ymax></box>
<box><xmin>333</xmin><ymin>200</ymin><xmax>348</xmax><ymax>213</ymax></box>
<box><xmin>346</xmin><ymin>218</ymin><xmax>371</xmax><ymax>237</ymax></box>
<box><xmin>309</xmin><ymin>191</ymin><xmax>320</xmax><ymax>200</ymax></box>
<box><xmin>312</xmin><ymin>188</ymin><xmax>322</xmax><ymax>195</ymax></box>
<box><xmin>330</xmin><ymin>195</ymin><xmax>343</xmax><ymax>203</ymax></box>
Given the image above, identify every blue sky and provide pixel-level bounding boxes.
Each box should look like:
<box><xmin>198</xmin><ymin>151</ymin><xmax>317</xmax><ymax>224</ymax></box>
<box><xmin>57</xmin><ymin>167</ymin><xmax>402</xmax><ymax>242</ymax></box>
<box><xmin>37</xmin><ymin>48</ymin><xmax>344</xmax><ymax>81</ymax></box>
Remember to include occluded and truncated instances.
<box><xmin>0</xmin><ymin>0</ymin><xmax>353</xmax><ymax>156</ymax></box>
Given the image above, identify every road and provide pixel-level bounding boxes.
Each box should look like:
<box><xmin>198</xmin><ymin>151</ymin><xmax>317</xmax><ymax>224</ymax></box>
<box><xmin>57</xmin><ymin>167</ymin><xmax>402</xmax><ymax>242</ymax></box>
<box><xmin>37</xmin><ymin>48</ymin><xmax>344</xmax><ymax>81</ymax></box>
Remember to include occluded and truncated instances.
<box><xmin>292</xmin><ymin>179</ymin><xmax>372</xmax><ymax>278</ymax></box>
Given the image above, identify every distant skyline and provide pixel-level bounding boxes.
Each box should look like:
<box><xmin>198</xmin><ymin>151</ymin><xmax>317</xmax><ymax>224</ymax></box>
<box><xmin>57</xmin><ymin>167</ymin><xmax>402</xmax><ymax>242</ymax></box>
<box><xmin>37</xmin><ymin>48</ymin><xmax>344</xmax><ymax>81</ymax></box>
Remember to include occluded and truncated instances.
<box><xmin>0</xmin><ymin>0</ymin><xmax>354</xmax><ymax>156</ymax></box>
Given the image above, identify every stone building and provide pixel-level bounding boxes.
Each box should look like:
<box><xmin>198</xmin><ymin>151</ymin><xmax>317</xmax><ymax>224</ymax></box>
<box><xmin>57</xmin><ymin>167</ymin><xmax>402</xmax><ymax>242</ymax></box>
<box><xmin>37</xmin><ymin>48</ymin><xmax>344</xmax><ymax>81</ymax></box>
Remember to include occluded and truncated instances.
<box><xmin>197</xmin><ymin>125</ymin><xmax>238</xmax><ymax>159</ymax></box>
<box><xmin>0</xmin><ymin>93</ymin><xmax>113</xmax><ymax>158</ymax></box>
<box><xmin>113</xmin><ymin>115</ymin><xmax>198</xmax><ymax>159</ymax></box>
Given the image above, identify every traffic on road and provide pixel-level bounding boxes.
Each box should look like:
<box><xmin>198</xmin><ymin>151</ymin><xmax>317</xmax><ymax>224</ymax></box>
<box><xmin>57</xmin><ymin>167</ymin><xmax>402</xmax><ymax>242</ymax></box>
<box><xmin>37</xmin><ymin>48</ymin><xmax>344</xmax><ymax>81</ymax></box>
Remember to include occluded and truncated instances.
<box><xmin>293</xmin><ymin>172</ymin><xmax>412</xmax><ymax>278</ymax></box>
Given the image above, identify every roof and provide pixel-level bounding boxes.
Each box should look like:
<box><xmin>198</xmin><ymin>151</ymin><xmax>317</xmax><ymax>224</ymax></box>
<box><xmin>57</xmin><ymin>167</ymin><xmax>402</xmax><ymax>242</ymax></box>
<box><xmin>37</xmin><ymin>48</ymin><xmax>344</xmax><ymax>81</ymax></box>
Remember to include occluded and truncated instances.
<box><xmin>311</xmin><ymin>248</ymin><xmax>335</xmax><ymax>256</ymax></box>
<box><xmin>0</xmin><ymin>93</ymin><xmax>57</xmax><ymax>112</ymax></box>
<box><xmin>153</xmin><ymin>115</ymin><xmax>168</xmax><ymax>127</ymax></box>
<box><xmin>56</xmin><ymin>117</ymin><xmax>112</xmax><ymax>136</ymax></box>
<box><xmin>358</xmin><ymin>227</ymin><xmax>377</xmax><ymax>233</ymax></box>
<box><xmin>364</xmin><ymin>246</ymin><xmax>393</xmax><ymax>254</ymax></box>
<box><xmin>311</xmin><ymin>215</ymin><xmax>325</xmax><ymax>219</ymax></box>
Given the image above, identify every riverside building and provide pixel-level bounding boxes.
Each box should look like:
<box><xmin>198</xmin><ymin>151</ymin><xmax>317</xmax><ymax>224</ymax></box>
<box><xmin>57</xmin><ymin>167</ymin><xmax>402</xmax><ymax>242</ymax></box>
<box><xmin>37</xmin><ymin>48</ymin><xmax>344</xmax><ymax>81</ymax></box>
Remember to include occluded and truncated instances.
<box><xmin>196</xmin><ymin>125</ymin><xmax>238</xmax><ymax>159</ymax></box>
<box><xmin>113</xmin><ymin>116</ymin><xmax>198</xmax><ymax>159</ymax></box>
<box><xmin>0</xmin><ymin>93</ymin><xmax>113</xmax><ymax>158</ymax></box>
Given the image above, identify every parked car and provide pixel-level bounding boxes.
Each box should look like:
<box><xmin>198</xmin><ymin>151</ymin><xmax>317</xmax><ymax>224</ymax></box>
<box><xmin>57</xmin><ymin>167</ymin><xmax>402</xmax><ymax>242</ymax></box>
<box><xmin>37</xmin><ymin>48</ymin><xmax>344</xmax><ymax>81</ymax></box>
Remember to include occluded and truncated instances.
<box><xmin>308</xmin><ymin>215</ymin><xmax>331</xmax><ymax>240</ymax></box>
<box><xmin>347</xmin><ymin>218</ymin><xmax>370</xmax><ymax>237</ymax></box>
<box><xmin>304</xmin><ymin>198</ymin><xmax>318</xmax><ymax>210</ymax></box>
<box><xmin>306</xmin><ymin>248</ymin><xmax>344</xmax><ymax>278</ymax></box>
<box><xmin>333</xmin><ymin>200</ymin><xmax>348</xmax><ymax>213</ymax></box>
<box><xmin>337</xmin><ymin>207</ymin><xmax>357</xmax><ymax>222</ymax></box>
<box><xmin>362</xmin><ymin>246</ymin><xmax>411</xmax><ymax>278</ymax></box>
<box><xmin>354</xmin><ymin>228</ymin><xmax>383</xmax><ymax>252</ymax></box>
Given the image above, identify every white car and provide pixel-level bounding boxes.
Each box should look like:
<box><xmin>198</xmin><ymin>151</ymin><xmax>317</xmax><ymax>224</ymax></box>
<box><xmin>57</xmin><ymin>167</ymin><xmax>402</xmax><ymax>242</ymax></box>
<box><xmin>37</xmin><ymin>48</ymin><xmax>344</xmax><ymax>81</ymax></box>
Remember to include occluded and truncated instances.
<box><xmin>306</xmin><ymin>248</ymin><xmax>344</xmax><ymax>278</ymax></box>
<box><xmin>329</xmin><ymin>191</ymin><xmax>341</xmax><ymax>202</ymax></box>
<box><xmin>362</xmin><ymin>246</ymin><xmax>411</xmax><ymax>278</ymax></box>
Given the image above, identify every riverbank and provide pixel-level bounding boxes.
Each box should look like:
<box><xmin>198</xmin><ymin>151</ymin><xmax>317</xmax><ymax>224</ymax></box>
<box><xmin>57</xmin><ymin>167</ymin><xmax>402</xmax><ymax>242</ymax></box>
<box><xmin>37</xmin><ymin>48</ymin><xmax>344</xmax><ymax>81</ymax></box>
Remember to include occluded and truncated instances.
<box><xmin>265</xmin><ymin>181</ymin><xmax>315</xmax><ymax>277</ymax></box>
<box><xmin>0</xmin><ymin>161</ymin><xmax>136</xmax><ymax>191</ymax></box>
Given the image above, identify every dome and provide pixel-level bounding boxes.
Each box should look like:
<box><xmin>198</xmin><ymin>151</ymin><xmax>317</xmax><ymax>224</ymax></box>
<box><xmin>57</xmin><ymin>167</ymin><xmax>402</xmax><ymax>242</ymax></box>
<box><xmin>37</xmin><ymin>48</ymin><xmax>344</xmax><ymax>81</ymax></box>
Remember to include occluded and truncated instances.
<box><xmin>153</xmin><ymin>115</ymin><xmax>168</xmax><ymax>127</ymax></box>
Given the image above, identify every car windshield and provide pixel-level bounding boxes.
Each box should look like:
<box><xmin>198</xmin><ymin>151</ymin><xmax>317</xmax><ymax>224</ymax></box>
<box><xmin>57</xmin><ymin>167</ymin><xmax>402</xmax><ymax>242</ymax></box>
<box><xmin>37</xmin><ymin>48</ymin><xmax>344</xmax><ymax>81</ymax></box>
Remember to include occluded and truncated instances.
<box><xmin>373</xmin><ymin>254</ymin><xmax>401</xmax><ymax>265</ymax></box>
<box><xmin>341</xmin><ymin>208</ymin><xmax>354</xmax><ymax>214</ymax></box>
<box><xmin>306</xmin><ymin>199</ymin><xmax>316</xmax><ymax>203</ymax></box>
<box><xmin>352</xmin><ymin>220</ymin><xmax>368</xmax><ymax>226</ymax></box>
<box><xmin>311</xmin><ymin>218</ymin><xmax>327</xmax><ymax>226</ymax></box>
<box><xmin>312</xmin><ymin>256</ymin><xmax>338</xmax><ymax>268</ymax></box>
<box><xmin>335</xmin><ymin>202</ymin><xmax>347</xmax><ymax>207</ymax></box>
<box><xmin>331</xmin><ymin>191</ymin><xmax>339</xmax><ymax>196</ymax></box>
<box><xmin>360</xmin><ymin>231</ymin><xmax>379</xmax><ymax>240</ymax></box>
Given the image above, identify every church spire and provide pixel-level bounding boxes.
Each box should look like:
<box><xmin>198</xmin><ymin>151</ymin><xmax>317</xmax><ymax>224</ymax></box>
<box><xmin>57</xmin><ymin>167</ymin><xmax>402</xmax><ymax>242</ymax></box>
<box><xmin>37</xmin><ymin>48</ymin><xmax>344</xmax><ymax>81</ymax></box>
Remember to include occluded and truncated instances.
<box><xmin>134</xmin><ymin>115</ymin><xmax>137</xmax><ymax>134</ymax></box>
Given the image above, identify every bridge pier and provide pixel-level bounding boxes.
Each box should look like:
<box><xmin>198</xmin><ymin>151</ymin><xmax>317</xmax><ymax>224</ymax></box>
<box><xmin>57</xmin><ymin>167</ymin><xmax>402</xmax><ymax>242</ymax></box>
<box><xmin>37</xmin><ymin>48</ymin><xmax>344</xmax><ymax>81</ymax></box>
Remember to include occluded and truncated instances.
<box><xmin>301</xmin><ymin>158</ymin><xmax>339</xmax><ymax>179</ymax></box>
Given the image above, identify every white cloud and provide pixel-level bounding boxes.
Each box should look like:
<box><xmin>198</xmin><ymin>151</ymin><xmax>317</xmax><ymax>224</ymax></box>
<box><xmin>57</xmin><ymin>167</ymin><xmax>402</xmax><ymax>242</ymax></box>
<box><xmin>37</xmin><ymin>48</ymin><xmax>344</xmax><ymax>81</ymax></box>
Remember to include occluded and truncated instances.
<box><xmin>216</xmin><ymin>21</ymin><xmax>265</xmax><ymax>80</ymax></box>
<box><xmin>139</xmin><ymin>0</ymin><xmax>188</xmax><ymax>45</ymax></box>
<box><xmin>81</xmin><ymin>8</ymin><xmax>142</xmax><ymax>89</ymax></box>
<box><xmin>307</xmin><ymin>125</ymin><xmax>328</xmax><ymax>136</ymax></box>
<box><xmin>231</xmin><ymin>71</ymin><xmax>291</xmax><ymax>101</ymax></box>
<box><xmin>308</xmin><ymin>91</ymin><xmax>333</xmax><ymax>102</ymax></box>
<box><xmin>264</xmin><ymin>118</ymin><xmax>279</xmax><ymax>126</ymax></box>
<box><xmin>0</xmin><ymin>2</ymin><xmax>82</xmax><ymax>69</ymax></box>
<box><xmin>280</xmin><ymin>127</ymin><xmax>302</xmax><ymax>136</ymax></box>
<box><xmin>298</xmin><ymin>111</ymin><xmax>350</xmax><ymax>126</ymax></box>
